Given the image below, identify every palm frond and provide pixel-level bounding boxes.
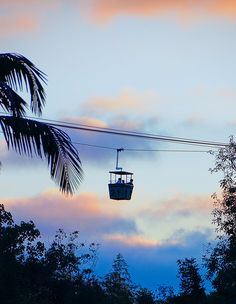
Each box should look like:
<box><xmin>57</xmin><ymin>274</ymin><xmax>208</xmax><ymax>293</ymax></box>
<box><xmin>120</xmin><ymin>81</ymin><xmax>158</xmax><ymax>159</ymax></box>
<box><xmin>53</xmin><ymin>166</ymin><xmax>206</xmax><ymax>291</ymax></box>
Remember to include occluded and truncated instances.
<box><xmin>0</xmin><ymin>81</ymin><xmax>27</xmax><ymax>117</ymax></box>
<box><xmin>0</xmin><ymin>53</ymin><xmax>47</xmax><ymax>116</ymax></box>
<box><xmin>0</xmin><ymin>116</ymin><xmax>83</xmax><ymax>194</ymax></box>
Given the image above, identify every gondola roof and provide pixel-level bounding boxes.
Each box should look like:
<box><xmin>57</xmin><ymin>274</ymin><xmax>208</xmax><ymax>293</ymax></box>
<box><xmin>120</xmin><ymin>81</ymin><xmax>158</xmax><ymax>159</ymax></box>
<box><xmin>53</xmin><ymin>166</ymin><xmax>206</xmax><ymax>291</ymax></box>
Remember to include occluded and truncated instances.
<box><xmin>109</xmin><ymin>170</ymin><xmax>133</xmax><ymax>175</ymax></box>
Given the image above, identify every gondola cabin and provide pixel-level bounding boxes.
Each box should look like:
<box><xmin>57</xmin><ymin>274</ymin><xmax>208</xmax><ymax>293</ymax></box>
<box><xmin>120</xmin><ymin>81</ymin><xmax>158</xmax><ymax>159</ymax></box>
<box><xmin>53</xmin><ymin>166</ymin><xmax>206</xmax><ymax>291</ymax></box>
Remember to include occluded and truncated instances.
<box><xmin>108</xmin><ymin>170</ymin><xmax>134</xmax><ymax>200</ymax></box>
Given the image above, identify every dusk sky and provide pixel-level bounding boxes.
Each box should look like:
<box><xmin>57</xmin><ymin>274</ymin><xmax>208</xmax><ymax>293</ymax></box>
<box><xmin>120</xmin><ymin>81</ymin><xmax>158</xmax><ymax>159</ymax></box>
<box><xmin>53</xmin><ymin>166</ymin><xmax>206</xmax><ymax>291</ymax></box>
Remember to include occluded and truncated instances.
<box><xmin>1</xmin><ymin>0</ymin><xmax>236</xmax><ymax>290</ymax></box>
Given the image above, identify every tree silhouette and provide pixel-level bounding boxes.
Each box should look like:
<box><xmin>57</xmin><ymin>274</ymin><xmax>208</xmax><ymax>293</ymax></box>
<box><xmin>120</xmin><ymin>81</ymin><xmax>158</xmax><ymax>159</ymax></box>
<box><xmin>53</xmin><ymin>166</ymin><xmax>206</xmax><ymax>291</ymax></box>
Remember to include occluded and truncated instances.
<box><xmin>136</xmin><ymin>287</ymin><xmax>156</xmax><ymax>304</ymax></box>
<box><xmin>0</xmin><ymin>53</ymin><xmax>83</xmax><ymax>194</ymax></box>
<box><xmin>156</xmin><ymin>285</ymin><xmax>175</xmax><ymax>304</ymax></box>
<box><xmin>0</xmin><ymin>203</ymin><xmax>45</xmax><ymax>303</ymax></box>
<box><xmin>176</xmin><ymin>258</ymin><xmax>206</xmax><ymax>304</ymax></box>
<box><xmin>0</xmin><ymin>204</ymin><xmax>101</xmax><ymax>304</ymax></box>
<box><xmin>103</xmin><ymin>253</ymin><xmax>134</xmax><ymax>304</ymax></box>
<box><xmin>204</xmin><ymin>137</ymin><xmax>236</xmax><ymax>303</ymax></box>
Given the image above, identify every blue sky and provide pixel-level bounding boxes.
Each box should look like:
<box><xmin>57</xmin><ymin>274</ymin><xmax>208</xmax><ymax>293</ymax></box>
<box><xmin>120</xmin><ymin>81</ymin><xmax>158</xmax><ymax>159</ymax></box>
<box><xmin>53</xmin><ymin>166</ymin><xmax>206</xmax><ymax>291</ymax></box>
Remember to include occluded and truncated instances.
<box><xmin>1</xmin><ymin>0</ymin><xmax>236</xmax><ymax>290</ymax></box>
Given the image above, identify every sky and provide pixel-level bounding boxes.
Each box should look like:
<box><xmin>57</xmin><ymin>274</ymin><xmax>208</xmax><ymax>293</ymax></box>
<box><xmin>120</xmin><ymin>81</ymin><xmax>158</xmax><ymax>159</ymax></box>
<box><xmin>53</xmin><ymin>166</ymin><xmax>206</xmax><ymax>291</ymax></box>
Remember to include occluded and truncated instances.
<box><xmin>1</xmin><ymin>0</ymin><xmax>236</xmax><ymax>291</ymax></box>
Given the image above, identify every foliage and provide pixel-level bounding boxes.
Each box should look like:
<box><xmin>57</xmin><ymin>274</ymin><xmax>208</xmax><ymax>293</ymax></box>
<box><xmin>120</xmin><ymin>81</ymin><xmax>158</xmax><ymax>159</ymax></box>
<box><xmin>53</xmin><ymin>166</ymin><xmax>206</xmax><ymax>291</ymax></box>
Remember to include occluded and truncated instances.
<box><xmin>204</xmin><ymin>189</ymin><xmax>236</xmax><ymax>301</ymax></box>
<box><xmin>0</xmin><ymin>204</ymin><xmax>100</xmax><ymax>304</ymax></box>
<box><xmin>103</xmin><ymin>253</ymin><xmax>135</xmax><ymax>304</ymax></box>
<box><xmin>209</xmin><ymin>136</ymin><xmax>236</xmax><ymax>191</ymax></box>
<box><xmin>155</xmin><ymin>285</ymin><xmax>175</xmax><ymax>304</ymax></box>
<box><xmin>0</xmin><ymin>53</ymin><xmax>83</xmax><ymax>194</ymax></box>
<box><xmin>176</xmin><ymin>258</ymin><xmax>206</xmax><ymax>304</ymax></box>
<box><xmin>136</xmin><ymin>287</ymin><xmax>156</xmax><ymax>304</ymax></box>
<box><xmin>204</xmin><ymin>137</ymin><xmax>236</xmax><ymax>303</ymax></box>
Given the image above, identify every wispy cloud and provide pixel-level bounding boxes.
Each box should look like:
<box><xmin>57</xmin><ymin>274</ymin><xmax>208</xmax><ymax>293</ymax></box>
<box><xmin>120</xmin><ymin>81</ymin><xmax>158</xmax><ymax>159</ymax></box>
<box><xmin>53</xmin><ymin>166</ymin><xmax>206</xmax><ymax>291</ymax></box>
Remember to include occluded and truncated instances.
<box><xmin>82</xmin><ymin>89</ymin><xmax>159</xmax><ymax>117</ymax></box>
<box><xmin>182</xmin><ymin>113</ymin><xmax>206</xmax><ymax>126</ymax></box>
<box><xmin>59</xmin><ymin>112</ymin><xmax>160</xmax><ymax>165</ymax></box>
<box><xmin>3</xmin><ymin>190</ymin><xmax>214</xmax><ymax>244</ymax></box>
<box><xmin>131</xmin><ymin>193</ymin><xmax>214</xmax><ymax>241</ymax></box>
<box><xmin>139</xmin><ymin>193</ymin><xmax>213</xmax><ymax>221</ymax></box>
<box><xmin>1</xmin><ymin>0</ymin><xmax>235</xmax><ymax>37</ymax></box>
<box><xmin>0</xmin><ymin>139</ymin><xmax>43</xmax><ymax>168</ymax></box>
<box><xmin>0</xmin><ymin>0</ymin><xmax>61</xmax><ymax>9</ymax></box>
<box><xmin>217</xmin><ymin>88</ymin><xmax>236</xmax><ymax>102</ymax></box>
<box><xmin>0</xmin><ymin>0</ymin><xmax>62</xmax><ymax>37</ymax></box>
<box><xmin>0</xmin><ymin>15</ymin><xmax>39</xmax><ymax>37</ymax></box>
<box><xmin>74</xmin><ymin>89</ymin><xmax>161</xmax><ymax>158</ymax></box>
<box><xmin>4</xmin><ymin>190</ymin><xmax>137</xmax><ymax>239</ymax></box>
<box><xmin>86</xmin><ymin>0</ymin><xmax>236</xmax><ymax>24</ymax></box>
<box><xmin>0</xmin><ymin>112</ymin><xmax>159</xmax><ymax>171</ymax></box>
<box><xmin>104</xmin><ymin>233</ymin><xmax>161</xmax><ymax>247</ymax></box>
<box><xmin>103</xmin><ymin>233</ymin><xmax>181</xmax><ymax>247</ymax></box>
<box><xmin>96</xmin><ymin>228</ymin><xmax>213</xmax><ymax>289</ymax></box>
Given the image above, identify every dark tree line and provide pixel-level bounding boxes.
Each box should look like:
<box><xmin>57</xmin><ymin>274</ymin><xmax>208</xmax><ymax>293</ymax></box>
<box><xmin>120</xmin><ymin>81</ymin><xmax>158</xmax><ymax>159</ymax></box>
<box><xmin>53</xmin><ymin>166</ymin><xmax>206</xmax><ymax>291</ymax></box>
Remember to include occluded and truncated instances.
<box><xmin>0</xmin><ymin>204</ymin><xmax>157</xmax><ymax>304</ymax></box>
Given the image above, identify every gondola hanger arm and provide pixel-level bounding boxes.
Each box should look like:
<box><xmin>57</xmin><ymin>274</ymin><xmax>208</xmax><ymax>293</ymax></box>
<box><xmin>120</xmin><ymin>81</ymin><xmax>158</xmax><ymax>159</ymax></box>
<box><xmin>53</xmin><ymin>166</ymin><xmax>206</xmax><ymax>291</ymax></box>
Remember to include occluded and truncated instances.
<box><xmin>116</xmin><ymin>148</ymin><xmax>124</xmax><ymax>170</ymax></box>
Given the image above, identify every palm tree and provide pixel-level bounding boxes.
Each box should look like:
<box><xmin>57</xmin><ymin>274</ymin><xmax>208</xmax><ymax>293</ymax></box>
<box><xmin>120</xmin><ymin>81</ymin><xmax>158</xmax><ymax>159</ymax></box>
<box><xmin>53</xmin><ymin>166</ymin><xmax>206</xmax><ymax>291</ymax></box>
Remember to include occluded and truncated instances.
<box><xmin>0</xmin><ymin>53</ymin><xmax>83</xmax><ymax>194</ymax></box>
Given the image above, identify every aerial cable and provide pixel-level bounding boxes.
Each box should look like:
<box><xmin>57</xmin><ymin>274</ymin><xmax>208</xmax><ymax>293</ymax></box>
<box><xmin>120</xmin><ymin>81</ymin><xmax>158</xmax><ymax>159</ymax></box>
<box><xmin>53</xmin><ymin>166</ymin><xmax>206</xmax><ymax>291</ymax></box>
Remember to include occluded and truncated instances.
<box><xmin>34</xmin><ymin>117</ymin><xmax>226</xmax><ymax>148</ymax></box>
<box><xmin>0</xmin><ymin>112</ymin><xmax>228</xmax><ymax>148</ymax></box>
<box><xmin>0</xmin><ymin>130</ymin><xmax>212</xmax><ymax>153</ymax></box>
<box><xmin>30</xmin><ymin>116</ymin><xmax>226</xmax><ymax>147</ymax></box>
<box><xmin>72</xmin><ymin>141</ymin><xmax>211</xmax><ymax>153</ymax></box>
<box><xmin>48</xmin><ymin>122</ymin><xmax>227</xmax><ymax>148</ymax></box>
<box><xmin>23</xmin><ymin>115</ymin><xmax>221</xmax><ymax>145</ymax></box>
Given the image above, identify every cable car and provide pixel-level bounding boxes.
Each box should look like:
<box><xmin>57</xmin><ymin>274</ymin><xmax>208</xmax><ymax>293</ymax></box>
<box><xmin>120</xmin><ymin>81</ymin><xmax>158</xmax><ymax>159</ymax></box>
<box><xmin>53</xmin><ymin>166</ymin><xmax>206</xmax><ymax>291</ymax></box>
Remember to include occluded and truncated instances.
<box><xmin>108</xmin><ymin>149</ymin><xmax>134</xmax><ymax>200</ymax></box>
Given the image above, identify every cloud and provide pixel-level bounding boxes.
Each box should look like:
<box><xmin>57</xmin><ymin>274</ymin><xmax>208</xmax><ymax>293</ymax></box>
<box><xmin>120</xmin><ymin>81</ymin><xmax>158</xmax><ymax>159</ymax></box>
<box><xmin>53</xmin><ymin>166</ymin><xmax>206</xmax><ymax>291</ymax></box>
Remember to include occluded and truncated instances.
<box><xmin>59</xmin><ymin>113</ymin><xmax>160</xmax><ymax>166</ymax></box>
<box><xmin>0</xmin><ymin>0</ymin><xmax>61</xmax><ymax>9</ymax></box>
<box><xmin>169</xmin><ymin>228</ymin><xmax>214</xmax><ymax>248</ymax></box>
<box><xmin>63</xmin><ymin>89</ymin><xmax>161</xmax><ymax>165</ymax></box>
<box><xmin>86</xmin><ymin>0</ymin><xmax>236</xmax><ymax>24</ymax></box>
<box><xmin>0</xmin><ymin>15</ymin><xmax>39</xmax><ymax>37</ymax></box>
<box><xmin>1</xmin><ymin>0</ymin><xmax>235</xmax><ymax>38</ymax></box>
<box><xmin>3</xmin><ymin>189</ymin><xmax>214</xmax><ymax>248</ymax></box>
<box><xmin>0</xmin><ymin>0</ymin><xmax>62</xmax><ymax>37</ymax></box>
<box><xmin>83</xmin><ymin>89</ymin><xmax>159</xmax><ymax>117</ymax></box>
<box><xmin>132</xmin><ymin>193</ymin><xmax>214</xmax><ymax>240</ymax></box>
<box><xmin>67</xmin><ymin>116</ymin><xmax>108</xmax><ymax>129</ymax></box>
<box><xmin>104</xmin><ymin>233</ymin><xmax>162</xmax><ymax>247</ymax></box>
<box><xmin>0</xmin><ymin>111</ymin><xmax>159</xmax><ymax>171</ymax></box>
<box><xmin>217</xmin><ymin>88</ymin><xmax>236</xmax><ymax>102</ymax></box>
<box><xmin>96</xmin><ymin>228</ymin><xmax>213</xmax><ymax>289</ymax></box>
<box><xmin>4</xmin><ymin>190</ymin><xmax>137</xmax><ymax>239</ymax></box>
<box><xmin>182</xmin><ymin>114</ymin><xmax>206</xmax><ymax>126</ymax></box>
<box><xmin>0</xmin><ymin>139</ymin><xmax>43</xmax><ymax>168</ymax></box>
<box><xmin>140</xmin><ymin>193</ymin><xmax>213</xmax><ymax>221</ymax></box>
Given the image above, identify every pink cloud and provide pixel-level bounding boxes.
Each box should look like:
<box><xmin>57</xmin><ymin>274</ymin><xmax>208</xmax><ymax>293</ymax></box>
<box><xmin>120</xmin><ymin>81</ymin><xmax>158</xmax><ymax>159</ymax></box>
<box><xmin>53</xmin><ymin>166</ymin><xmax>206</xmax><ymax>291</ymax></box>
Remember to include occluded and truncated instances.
<box><xmin>104</xmin><ymin>233</ymin><xmax>160</xmax><ymax>247</ymax></box>
<box><xmin>84</xmin><ymin>89</ymin><xmax>159</xmax><ymax>116</ymax></box>
<box><xmin>5</xmin><ymin>190</ymin><xmax>119</xmax><ymax>220</ymax></box>
<box><xmin>0</xmin><ymin>0</ymin><xmax>61</xmax><ymax>9</ymax></box>
<box><xmin>0</xmin><ymin>0</ymin><xmax>62</xmax><ymax>37</ymax></box>
<box><xmin>2</xmin><ymin>190</ymin><xmax>215</xmax><ymax>265</ymax></box>
<box><xmin>218</xmin><ymin>88</ymin><xmax>236</xmax><ymax>101</ymax></box>
<box><xmin>57</xmin><ymin>112</ymin><xmax>159</xmax><ymax>166</ymax></box>
<box><xmin>183</xmin><ymin>113</ymin><xmax>205</xmax><ymax>126</ymax></box>
<box><xmin>139</xmin><ymin>193</ymin><xmax>213</xmax><ymax>221</ymax></box>
<box><xmin>87</xmin><ymin>0</ymin><xmax>236</xmax><ymax>23</ymax></box>
<box><xmin>63</xmin><ymin>116</ymin><xmax>108</xmax><ymax>129</ymax></box>
<box><xmin>103</xmin><ymin>233</ymin><xmax>180</xmax><ymax>247</ymax></box>
<box><xmin>0</xmin><ymin>15</ymin><xmax>39</xmax><ymax>37</ymax></box>
<box><xmin>4</xmin><ymin>190</ymin><xmax>137</xmax><ymax>238</ymax></box>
